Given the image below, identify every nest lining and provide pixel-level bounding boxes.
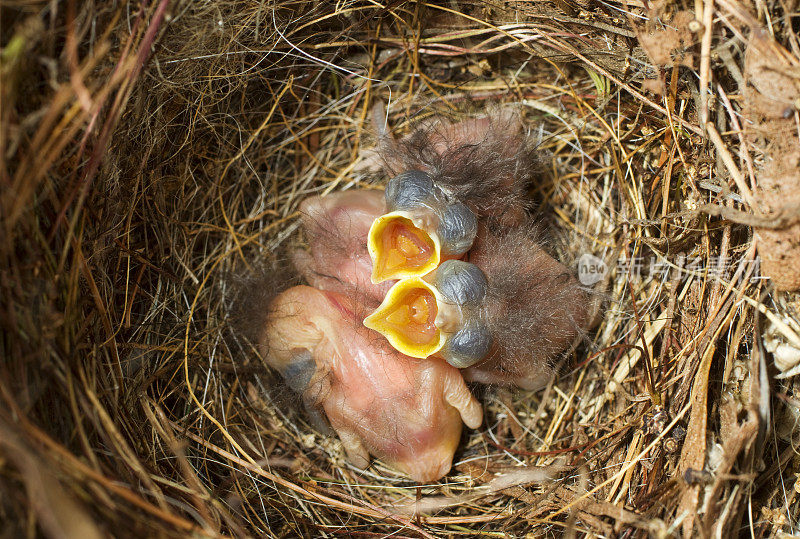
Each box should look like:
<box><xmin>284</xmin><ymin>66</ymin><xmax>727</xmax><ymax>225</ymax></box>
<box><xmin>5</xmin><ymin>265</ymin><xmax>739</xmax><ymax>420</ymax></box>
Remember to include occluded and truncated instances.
<box><xmin>1</xmin><ymin>0</ymin><xmax>799</xmax><ymax>537</ymax></box>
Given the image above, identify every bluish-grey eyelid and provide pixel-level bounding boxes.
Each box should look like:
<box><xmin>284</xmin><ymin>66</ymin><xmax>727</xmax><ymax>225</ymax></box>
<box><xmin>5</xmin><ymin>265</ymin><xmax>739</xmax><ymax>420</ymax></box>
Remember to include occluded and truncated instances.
<box><xmin>280</xmin><ymin>350</ymin><xmax>316</xmax><ymax>393</ymax></box>
<box><xmin>443</xmin><ymin>323</ymin><xmax>492</xmax><ymax>368</ymax></box>
<box><xmin>437</xmin><ymin>202</ymin><xmax>477</xmax><ymax>255</ymax></box>
<box><xmin>385</xmin><ymin>170</ymin><xmax>437</xmax><ymax>210</ymax></box>
<box><xmin>435</xmin><ymin>260</ymin><xmax>488</xmax><ymax>306</ymax></box>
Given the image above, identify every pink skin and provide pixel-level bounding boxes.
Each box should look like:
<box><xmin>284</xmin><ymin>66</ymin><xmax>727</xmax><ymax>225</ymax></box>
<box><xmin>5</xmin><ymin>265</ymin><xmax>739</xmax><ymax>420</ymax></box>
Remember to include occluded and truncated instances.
<box><xmin>262</xmin><ymin>285</ymin><xmax>483</xmax><ymax>482</ymax></box>
<box><xmin>292</xmin><ymin>190</ymin><xmax>394</xmax><ymax>303</ymax></box>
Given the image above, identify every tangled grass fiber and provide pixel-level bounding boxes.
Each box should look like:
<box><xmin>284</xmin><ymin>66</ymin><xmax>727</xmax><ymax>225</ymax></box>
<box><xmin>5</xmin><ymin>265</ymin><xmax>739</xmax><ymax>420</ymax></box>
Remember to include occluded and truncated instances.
<box><xmin>1</xmin><ymin>0</ymin><xmax>800</xmax><ymax>536</ymax></box>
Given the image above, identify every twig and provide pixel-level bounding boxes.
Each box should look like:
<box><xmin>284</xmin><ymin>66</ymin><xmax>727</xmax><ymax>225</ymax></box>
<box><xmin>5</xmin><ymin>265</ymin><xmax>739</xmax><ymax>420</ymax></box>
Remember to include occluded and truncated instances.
<box><xmin>704</xmin><ymin>122</ymin><xmax>757</xmax><ymax>208</ymax></box>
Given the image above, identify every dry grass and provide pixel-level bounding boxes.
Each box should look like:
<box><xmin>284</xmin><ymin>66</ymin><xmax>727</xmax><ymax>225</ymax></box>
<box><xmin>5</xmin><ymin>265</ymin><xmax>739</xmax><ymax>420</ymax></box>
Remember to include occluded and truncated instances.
<box><xmin>2</xmin><ymin>0</ymin><xmax>799</xmax><ymax>536</ymax></box>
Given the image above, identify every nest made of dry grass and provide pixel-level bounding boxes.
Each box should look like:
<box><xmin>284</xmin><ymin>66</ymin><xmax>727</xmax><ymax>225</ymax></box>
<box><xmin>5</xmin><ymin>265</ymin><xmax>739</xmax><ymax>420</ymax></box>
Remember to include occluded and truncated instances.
<box><xmin>2</xmin><ymin>0</ymin><xmax>800</xmax><ymax>537</ymax></box>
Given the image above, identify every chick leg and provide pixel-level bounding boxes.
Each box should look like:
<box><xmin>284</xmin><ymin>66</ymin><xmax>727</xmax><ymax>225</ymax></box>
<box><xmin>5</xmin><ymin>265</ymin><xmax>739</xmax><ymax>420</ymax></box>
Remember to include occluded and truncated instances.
<box><xmin>331</xmin><ymin>424</ymin><xmax>371</xmax><ymax>469</ymax></box>
<box><xmin>463</xmin><ymin>368</ymin><xmax>548</xmax><ymax>391</ymax></box>
<box><xmin>442</xmin><ymin>370</ymin><xmax>483</xmax><ymax>429</ymax></box>
<box><xmin>290</xmin><ymin>248</ymin><xmax>334</xmax><ymax>291</ymax></box>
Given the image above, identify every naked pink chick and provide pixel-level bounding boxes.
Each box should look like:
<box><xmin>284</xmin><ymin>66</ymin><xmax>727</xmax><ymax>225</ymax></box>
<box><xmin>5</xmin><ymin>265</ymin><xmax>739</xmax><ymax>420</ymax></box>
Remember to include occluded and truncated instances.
<box><xmin>291</xmin><ymin>190</ymin><xmax>392</xmax><ymax>303</ymax></box>
<box><xmin>260</xmin><ymin>284</ymin><xmax>482</xmax><ymax>483</ymax></box>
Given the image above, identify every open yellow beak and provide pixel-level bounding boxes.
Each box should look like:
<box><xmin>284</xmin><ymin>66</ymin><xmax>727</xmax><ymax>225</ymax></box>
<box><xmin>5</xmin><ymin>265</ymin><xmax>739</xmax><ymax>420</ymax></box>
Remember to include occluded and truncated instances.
<box><xmin>367</xmin><ymin>211</ymin><xmax>440</xmax><ymax>283</ymax></box>
<box><xmin>363</xmin><ymin>277</ymin><xmax>448</xmax><ymax>358</ymax></box>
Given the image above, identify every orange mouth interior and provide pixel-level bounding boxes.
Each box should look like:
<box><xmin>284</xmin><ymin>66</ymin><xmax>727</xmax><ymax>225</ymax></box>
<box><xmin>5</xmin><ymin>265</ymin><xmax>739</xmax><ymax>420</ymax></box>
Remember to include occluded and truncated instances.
<box><xmin>381</xmin><ymin>287</ymin><xmax>439</xmax><ymax>346</ymax></box>
<box><xmin>372</xmin><ymin>216</ymin><xmax>437</xmax><ymax>282</ymax></box>
<box><xmin>363</xmin><ymin>280</ymin><xmax>444</xmax><ymax>358</ymax></box>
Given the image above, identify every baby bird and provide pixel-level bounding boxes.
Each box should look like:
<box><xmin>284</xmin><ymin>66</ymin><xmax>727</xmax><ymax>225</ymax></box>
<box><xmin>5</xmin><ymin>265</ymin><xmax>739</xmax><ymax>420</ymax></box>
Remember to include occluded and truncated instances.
<box><xmin>462</xmin><ymin>224</ymin><xmax>593</xmax><ymax>389</ymax></box>
<box><xmin>364</xmin><ymin>105</ymin><xmax>537</xmax><ymax>284</ymax></box>
<box><xmin>261</xmin><ymin>284</ymin><xmax>483</xmax><ymax>483</ymax></box>
<box><xmin>292</xmin><ymin>190</ymin><xmax>391</xmax><ymax>303</ymax></box>
<box><xmin>247</xmin><ymin>107</ymin><xmax>594</xmax><ymax>479</ymax></box>
<box><xmin>369</xmin><ymin>104</ymin><xmax>539</xmax><ymax>226</ymax></box>
<box><xmin>363</xmin><ymin>108</ymin><xmax>595</xmax><ymax>389</ymax></box>
<box><xmin>253</xmin><ymin>189</ymin><xmax>483</xmax><ymax>482</ymax></box>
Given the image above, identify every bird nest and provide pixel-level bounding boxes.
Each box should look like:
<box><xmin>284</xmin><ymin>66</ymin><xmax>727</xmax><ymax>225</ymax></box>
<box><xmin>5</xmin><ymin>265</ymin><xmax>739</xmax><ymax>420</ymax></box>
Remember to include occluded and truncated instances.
<box><xmin>2</xmin><ymin>1</ymin><xmax>799</xmax><ymax>537</ymax></box>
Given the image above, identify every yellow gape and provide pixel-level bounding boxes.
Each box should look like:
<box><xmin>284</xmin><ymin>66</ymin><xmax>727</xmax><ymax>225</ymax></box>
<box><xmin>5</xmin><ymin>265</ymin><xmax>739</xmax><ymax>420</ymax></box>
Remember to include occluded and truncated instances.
<box><xmin>368</xmin><ymin>212</ymin><xmax>440</xmax><ymax>283</ymax></box>
<box><xmin>363</xmin><ymin>278</ymin><xmax>447</xmax><ymax>358</ymax></box>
